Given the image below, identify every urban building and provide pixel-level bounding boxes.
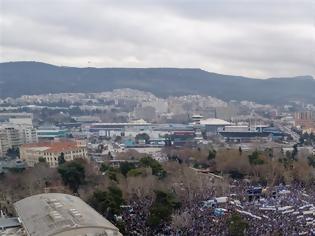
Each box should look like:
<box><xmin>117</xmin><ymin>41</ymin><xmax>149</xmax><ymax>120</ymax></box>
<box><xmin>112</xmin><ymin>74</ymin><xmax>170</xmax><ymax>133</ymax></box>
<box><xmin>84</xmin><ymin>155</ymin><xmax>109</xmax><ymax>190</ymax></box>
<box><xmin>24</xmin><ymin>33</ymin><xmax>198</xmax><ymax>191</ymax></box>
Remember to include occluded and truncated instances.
<box><xmin>14</xmin><ymin>193</ymin><xmax>122</xmax><ymax>236</ymax></box>
<box><xmin>8</xmin><ymin>117</ymin><xmax>33</xmax><ymax>127</ymax></box>
<box><xmin>37</xmin><ymin>126</ymin><xmax>68</xmax><ymax>140</ymax></box>
<box><xmin>218</xmin><ymin>126</ymin><xmax>273</xmax><ymax>143</ymax></box>
<box><xmin>199</xmin><ymin>118</ymin><xmax>231</xmax><ymax>135</ymax></box>
<box><xmin>0</xmin><ymin>159</ymin><xmax>26</xmax><ymax>174</ymax></box>
<box><xmin>0</xmin><ymin>213</ymin><xmax>21</xmax><ymax>233</ymax></box>
<box><xmin>170</xmin><ymin>131</ymin><xmax>196</xmax><ymax>147</ymax></box>
<box><xmin>73</xmin><ymin>115</ymin><xmax>101</xmax><ymax>123</ymax></box>
<box><xmin>0</xmin><ymin>112</ymin><xmax>33</xmax><ymax>123</ymax></box>
<box><xmin>89</xmin><ymin>121</ymin><xmax>151</xmax><ymax>137</ymax></box>
<box><xmin>294</xmin><ymin>111</ymin><xmax>315</xmax><ymax>133</ymax></box>
<box><xmin>0</xmin><ymin>130</ymin><xmax>10</xmax><ymax>157</ymax></box>
<box><xmin>0</xmin><ymin>124</ymin><xmax>37</xmax><ymax>157</ymax></box>
<box><xmin>20</xmin><ymin>140</ymin><xmax>87</xmax><ymax>167</ymax></box>
<box><xmin>191</xmin><ymin>115</ymin><xmax>204</xmax><ymax>124</ymax></box>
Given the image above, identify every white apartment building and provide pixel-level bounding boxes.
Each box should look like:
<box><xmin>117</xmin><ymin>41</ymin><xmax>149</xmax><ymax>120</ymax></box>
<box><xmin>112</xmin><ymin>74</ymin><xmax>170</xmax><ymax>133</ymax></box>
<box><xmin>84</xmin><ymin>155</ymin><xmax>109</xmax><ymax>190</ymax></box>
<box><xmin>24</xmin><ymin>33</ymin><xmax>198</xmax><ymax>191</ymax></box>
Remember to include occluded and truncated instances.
<box><xmin>0</xmin><ymin>130</ymin><xmax>10</xmax><ymax>157</ymax></box>
<box><xmin>0</xmin><ymin>124</ymin><xmax>38</xmax><ymax>157</ymax></box>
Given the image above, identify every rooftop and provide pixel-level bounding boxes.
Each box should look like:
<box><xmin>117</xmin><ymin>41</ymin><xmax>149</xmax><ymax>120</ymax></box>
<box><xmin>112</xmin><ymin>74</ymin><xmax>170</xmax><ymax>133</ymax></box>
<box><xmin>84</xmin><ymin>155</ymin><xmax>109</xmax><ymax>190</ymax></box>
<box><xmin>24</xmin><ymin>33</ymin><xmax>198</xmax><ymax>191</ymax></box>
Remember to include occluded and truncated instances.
<box><xmin>0</xmin><ymin>216</ymin><xmax>21</xmax><ymax>229</ymax></box>
<box><xmin>199</xmin><ymin>118</ymin><xmax>231</xmax><ymax>126</ymax></box>
<box><xmin>21</xmin><ymin>141</ymin><xmax>82</xmax><ymax>153</ymax></box>
<box><xmin>14</xmin><ymin>193</ymin><xmax>121</xmax><ymax>236</ymax></box>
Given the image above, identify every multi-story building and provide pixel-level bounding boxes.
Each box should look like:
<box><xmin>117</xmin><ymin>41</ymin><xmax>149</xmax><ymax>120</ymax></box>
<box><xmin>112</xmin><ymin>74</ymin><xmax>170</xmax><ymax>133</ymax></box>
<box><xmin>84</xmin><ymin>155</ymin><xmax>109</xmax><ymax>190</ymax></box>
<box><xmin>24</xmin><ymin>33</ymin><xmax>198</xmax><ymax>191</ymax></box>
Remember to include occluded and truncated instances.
<box><xmin>294</xmin><ymin>111</ymin><xmax>315</xmax><ymax>133</ymax></box>
<box><xmin>0</xmin><ymin>124</ymin><xmax>38</xmax><ymax>157</ymax></box>
<box><xmin>20</xmin><ymin>140</ymin><xmax>88</xmax><ymax>167</ymax></box>
<box><xmin>0</xmin><ymin>129</ymin><xmax>10</xmax><ymax>157</ymax></box>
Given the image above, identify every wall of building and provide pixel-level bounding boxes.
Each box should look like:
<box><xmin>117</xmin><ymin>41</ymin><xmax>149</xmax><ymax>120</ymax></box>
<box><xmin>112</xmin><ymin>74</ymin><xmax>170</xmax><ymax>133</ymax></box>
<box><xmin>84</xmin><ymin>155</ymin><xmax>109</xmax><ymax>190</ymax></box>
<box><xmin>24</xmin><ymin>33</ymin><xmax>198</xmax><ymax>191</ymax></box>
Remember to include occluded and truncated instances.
<box><xmin>0</xmin><ymin>124</ymin><xmax>38</xmax><ymax>157</ymax></box>
<box><xmin>20</xmin><ymin>143</ymin><xmax>87</xmax><ymax>167</ymax></box>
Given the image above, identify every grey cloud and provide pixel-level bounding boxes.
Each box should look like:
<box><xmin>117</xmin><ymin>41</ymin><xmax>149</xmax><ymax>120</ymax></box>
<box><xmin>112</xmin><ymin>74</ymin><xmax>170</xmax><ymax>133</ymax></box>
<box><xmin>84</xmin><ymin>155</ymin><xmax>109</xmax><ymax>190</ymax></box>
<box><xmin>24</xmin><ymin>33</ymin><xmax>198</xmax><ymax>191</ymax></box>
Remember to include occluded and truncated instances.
<box><xmin>0</xmin><ymin>0</ymin><xmax>314</xmax><ymax>78</ymax></box>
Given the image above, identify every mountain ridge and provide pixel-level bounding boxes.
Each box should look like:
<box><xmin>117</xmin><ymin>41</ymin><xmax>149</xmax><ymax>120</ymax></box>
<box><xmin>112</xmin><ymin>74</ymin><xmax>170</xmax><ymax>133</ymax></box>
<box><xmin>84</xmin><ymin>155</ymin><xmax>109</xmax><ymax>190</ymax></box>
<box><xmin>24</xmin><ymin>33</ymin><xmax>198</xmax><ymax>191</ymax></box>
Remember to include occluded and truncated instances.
<box><xmin>3</xmin><ymin>61</ymin><xmax>313</xmax><ymax>80</ymax></box>
<box><xmin>0</xmin><ymin>61</ymin><xmax>314</xmax><ymax>104</ymax></box>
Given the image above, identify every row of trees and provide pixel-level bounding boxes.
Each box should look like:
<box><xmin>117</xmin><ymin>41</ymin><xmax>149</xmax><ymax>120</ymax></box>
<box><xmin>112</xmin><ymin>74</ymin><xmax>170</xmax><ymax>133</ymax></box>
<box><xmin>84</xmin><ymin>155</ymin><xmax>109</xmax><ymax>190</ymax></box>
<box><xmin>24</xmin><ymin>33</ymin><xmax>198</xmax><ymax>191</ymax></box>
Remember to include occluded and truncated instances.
<box><xmin>164</xmin><ymin>145</ymin><xmax>315</xmax><ymax>186</ymax></box>
<box><xmin>100</xmin><ymin>156</ymin><xmax>167</xmax><ymax>182</ymax></box>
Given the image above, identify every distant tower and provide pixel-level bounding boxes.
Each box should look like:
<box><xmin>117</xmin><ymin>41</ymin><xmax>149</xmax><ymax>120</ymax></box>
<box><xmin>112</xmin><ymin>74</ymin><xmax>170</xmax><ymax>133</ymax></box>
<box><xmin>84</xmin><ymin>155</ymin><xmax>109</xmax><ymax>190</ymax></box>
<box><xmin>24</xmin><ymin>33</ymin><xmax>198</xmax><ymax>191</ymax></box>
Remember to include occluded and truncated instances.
<box><xmin>192</xmin><ymin>114</ymin><xmax>203</xmax><ymax>124</ymax></box>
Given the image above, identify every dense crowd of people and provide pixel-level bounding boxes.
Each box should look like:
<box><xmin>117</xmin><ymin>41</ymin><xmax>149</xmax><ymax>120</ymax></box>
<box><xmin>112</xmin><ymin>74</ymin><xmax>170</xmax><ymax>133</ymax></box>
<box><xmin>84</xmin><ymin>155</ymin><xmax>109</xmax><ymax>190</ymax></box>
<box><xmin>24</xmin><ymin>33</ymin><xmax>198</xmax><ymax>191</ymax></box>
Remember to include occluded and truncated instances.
<box><xmin>241</xmin><ymin>184</ymin><xmax>315</xmax><ymax>235</ymax></box>
<box><xmin>121</xmin><ymin>180</ymin><xmax>315</xmax><ymax>235</ymax></box>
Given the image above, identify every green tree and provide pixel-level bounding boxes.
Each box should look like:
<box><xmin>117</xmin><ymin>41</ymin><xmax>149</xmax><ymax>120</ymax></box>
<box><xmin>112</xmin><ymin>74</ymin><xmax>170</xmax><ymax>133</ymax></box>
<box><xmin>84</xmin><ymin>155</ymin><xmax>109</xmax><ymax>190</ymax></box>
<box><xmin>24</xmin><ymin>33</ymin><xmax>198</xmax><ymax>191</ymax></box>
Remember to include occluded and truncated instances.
<box><xmin>307</xmin><ymin>155</ymin><xmax>315</xmax><ymax>167</ymax></box>
<box><xmin>135</xmin><ymin>133</ymin><xmax>150</xmax><ymax>144</ymax></box>
<box><xmin>58</xmin><ymin>161</ymin><xmax>85</xmax><ymax>193</ymax></box>
<box><xmin>208</xmin><ymin>149</ymin><xmax>216</xmax><ymax>160</ymax></box>
<box><xmin>89</xmin><ymin>186</ymin><xmax>124</xmax><ymax>221</ymax></box>
<box><xmin>99</xmin><ymin>163</ymin><xmax>119</xmax><ymax>182</ymax></box>
<box><xmin>119</xmin><ymin>162</ymin><xmax>135</xmax><ymax>177</ymax></box>
<box><xmin>100</xmin><ymin>163</ymin><xmax>110</xmax><ymax>172</ymax></box>
<box><xmin>238</xmin><ymin>146</ymin><xmax>242</xmax><ymax>155</ymax></box>
<box><xmin>291</xmin><ymin>144</ymin><xmax>298</xmax><ymax>160</ymax></box>
<box><xmin>147</xmin><ymin>190</ymin><xmax>181</xmax><ymax>227</ymax></box>
<box><xmin>227</xmin><ymin>213</ymin><xmax>248</xmax><ymax>236</ymax></box>
<box><xmin>58</xmin><ymin>152</ymin><xmax>66</xmax><ymax>165</ymax></box>
<box><xmin>248</xmin><ymin>150</ymin><xmax>264</xmax><ymax>165</ymax></box>
<box><xmin>140</xmin><ymin>156</ymin><xmax>166</xmax><ymax>178</ymax></box>
<box><xmin>107</xmin><ymin>169</ymin><xmax>118</xmax><ymax>182</ymax></box>
<box><xmin>127</xmin><ymin>168</ymin><xmax>145</xmax><ymax>177</ymax></box>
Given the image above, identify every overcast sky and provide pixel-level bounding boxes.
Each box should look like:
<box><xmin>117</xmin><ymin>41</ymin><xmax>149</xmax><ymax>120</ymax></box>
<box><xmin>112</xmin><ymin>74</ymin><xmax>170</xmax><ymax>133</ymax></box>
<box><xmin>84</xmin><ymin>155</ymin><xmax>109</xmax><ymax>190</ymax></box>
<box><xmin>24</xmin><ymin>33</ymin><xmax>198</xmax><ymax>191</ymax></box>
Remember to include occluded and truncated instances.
<box><xmin>0</xmin><ymin>0</ymin><xmax>314</xmax><ymax>78</ymax></box>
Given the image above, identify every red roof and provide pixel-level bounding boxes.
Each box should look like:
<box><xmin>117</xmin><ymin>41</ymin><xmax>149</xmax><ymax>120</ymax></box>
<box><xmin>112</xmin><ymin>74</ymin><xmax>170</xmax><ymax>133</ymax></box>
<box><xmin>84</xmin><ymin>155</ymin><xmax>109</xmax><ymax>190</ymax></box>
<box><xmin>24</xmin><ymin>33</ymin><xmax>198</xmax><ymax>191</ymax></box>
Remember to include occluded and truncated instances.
<box><xmin>21</xmin><ymin>141</ymin><xmax>81</xmax><ymax>153</ymax></box>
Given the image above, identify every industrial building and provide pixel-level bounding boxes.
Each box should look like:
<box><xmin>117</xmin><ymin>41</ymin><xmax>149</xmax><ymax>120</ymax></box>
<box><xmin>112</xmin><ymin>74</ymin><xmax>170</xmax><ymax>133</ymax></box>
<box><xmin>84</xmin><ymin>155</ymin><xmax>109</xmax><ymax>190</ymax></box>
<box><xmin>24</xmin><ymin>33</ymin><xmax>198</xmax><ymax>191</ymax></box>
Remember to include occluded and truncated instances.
<box><xmin>37</xmin><ymin>126</ymin><xmax>68</xmax><ymax>140</ymax></box>
<box><xmin>89</xmin><ymin>121</ymin><xmax>151</xmax><ymax>137</ymax></box>
<box><xmin>198</xmin><ymin>118</ymin><xmax>232</xmax><ymax>135</ymax></box>
<box><xmin>14</xmin><ymin>193</ymin><xmax>122</xmax><ymax>236</ymax></box>
<box><xmin>217</xmin><ymin>125</ymin><xmax>285</xmax><ymax>143</ymax></box>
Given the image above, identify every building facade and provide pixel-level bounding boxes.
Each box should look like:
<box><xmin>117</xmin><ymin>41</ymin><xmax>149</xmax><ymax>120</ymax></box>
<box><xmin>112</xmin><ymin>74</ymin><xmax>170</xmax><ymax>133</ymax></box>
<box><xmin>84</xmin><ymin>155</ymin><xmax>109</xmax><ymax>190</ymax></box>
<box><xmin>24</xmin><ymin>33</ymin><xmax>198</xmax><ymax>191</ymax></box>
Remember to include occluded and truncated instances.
<box><xmin>20</xmin><ymin>140</ymin><xmax>88</xmax><ymax>167</ymax></box>
<box><xmin>294</xmin><ymin>111</ymin><xmax>315</xmax><ymax>133</ymax></box>
<box><xmin>37</xmin><ymin>126</ymin><xmax>68</xmax><ymax>140</ymax></box>
<box><xmin>0</xmin><ymin>124</ymin><xmax>38</xmax><ymax>157</ymax></box>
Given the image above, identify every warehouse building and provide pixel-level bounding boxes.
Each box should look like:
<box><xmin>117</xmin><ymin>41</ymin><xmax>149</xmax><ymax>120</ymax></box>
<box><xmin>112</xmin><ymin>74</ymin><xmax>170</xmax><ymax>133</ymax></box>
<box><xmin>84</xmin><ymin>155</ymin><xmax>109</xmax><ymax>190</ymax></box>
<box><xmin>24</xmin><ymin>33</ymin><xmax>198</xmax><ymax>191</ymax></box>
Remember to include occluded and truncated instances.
<box><xmin>14</xmin><ymin>193</ymin><xmax>122</xmax><ymax>236</ymax></box>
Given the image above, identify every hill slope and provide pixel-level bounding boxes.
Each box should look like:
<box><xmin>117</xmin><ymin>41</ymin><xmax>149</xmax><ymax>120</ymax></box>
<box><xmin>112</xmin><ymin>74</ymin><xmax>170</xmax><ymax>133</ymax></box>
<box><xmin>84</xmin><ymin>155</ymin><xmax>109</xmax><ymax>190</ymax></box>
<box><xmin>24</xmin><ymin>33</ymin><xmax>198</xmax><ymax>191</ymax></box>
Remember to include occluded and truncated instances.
<box><xmin>0</xmin><ymin>61</ymin><xmax>314</xmax><ymax>104</ymax></box>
